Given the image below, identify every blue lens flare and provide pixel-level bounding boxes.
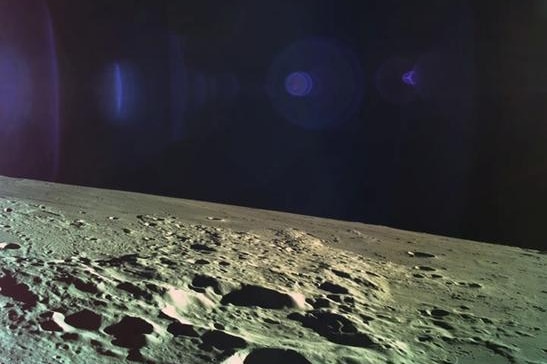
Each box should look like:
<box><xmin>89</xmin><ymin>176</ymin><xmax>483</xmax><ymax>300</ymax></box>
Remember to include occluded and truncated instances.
<box><xmin>100</xmin><ymin>61</ymin><xmax>141</xmax><ymax>125</ymax></box>
<box><xmin>114</xmin><ymin>63</ymin><xmax>124</xmax><ymax>116</ymax></box>
<box><xmin>402</xmin><ymin>70</ymin><xmax>417</xmax><ymax>86</ymax></box>
<box><xmin>0</xmin><ymin>48</ymin><xmax>32</xmax><ymax>132</ymax></box>
<box><xmin>267</xmin><ymin>38</ymin><xmax>363</xmax><ymax>130</ymax></box>
<box><xmin>285</xmin><ymin>72</ymin><xmax>313</xmax><ymax>97</ymax></box>
<box><xmin>0</xmin><ymin>0</ymin><xmax>60</xmax><ymax>179</ymax></box>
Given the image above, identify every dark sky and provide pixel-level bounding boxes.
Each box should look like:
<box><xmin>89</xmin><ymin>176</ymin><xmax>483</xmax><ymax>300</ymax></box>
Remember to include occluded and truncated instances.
<box><xmin>3</xmin><ymin>0</ymin><xmax>547</xmax><ymax>250</ymax></box>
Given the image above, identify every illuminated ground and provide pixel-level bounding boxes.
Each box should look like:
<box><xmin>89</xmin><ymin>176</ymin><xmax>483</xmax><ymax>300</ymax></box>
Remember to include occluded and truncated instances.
<box><xmin>0</xmin><ymin>176</ymin><xmax>545</xmax><ymax>363</ymax></box>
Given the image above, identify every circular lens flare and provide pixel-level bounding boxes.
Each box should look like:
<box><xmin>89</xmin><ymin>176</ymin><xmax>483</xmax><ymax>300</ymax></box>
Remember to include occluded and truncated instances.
<box><xmin>285</xmin><ymin>72</ymin><xmax>313</xmax><ymax>97</ymax></box>
<box><xmin>402</xmin><ymin>70</ymin><xmax>417</xmax><ymax>86</ymax></box>
<box><xmin>267</xmin><ymin>38</ymin><xmax>363</xmax><ymax>130</ymax></box>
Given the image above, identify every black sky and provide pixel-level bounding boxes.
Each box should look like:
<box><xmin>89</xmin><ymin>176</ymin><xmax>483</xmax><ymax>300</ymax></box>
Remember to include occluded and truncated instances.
<box><xmin>35</xmin><ymin>0</ymin><xmax>547</xmax><ymax>250</ymax></box>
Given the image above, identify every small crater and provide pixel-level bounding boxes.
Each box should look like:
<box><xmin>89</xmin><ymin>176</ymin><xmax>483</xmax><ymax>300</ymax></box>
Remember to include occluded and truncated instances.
<box><xmin>214</xmin><ymin>323</ymin><xmax>225</xmax><ymax>330</ymax></box>
<box><xmin>58</xmin><ymin>276</ymin><xmax>99</xmax><ymax>294</ymax></box>
<box><xmin>199</xmin><ymin>330</ymin><xmax>247</xmax><ymax>352</ymax></box>
<box><xmin>70</xmin><ymin>220</ymin><xmax>86</xmax><ymax>228</ymax></box>
<box><xmin>190</xmin><ymin>244</ymin><xmax>217</xmax><ymax>253</ymax></box>
<box><xmin>117</xmin><ymin>282</ymin><xmax>152</xmax><ymax>300</ymax></box>
<box><xmin>96</xmin><ymin>254</ymin><xmax>139</xmax><ymax>267</ymax></box>
<box><xmin>39</xmin><ymin>312</ymin><xmax>63</xmax><ymax>332</ymax></box>
<box><xmin>191</xmin><ymin>275</ymin><xmax>222</xmax><ymax>294</ymax></box>
<box><xmin>207</xmin><ymin>217</ymin><xmax>224</xmax><ymax>221</ymax></box>
<box><xmin>467</xmin><ymin>282</ymin><xmax>482</xmax><ymax>289</ymax></box>
<box><xmin>65</xmin><ymin>309</ymin><xmax>102</xmax><ymax>331</ymax></box>
<box><xmin>417</xmin><ymin>335</ymin><xmax>433</xmax><ymax>342</ymax></box>
<box><xmin>430</xmin><ymin>309</ymin><xmax>450</xmax><ymax>318</ymax></box>
<box><xmin>221</xmin><ymin>285</ymin><xmax>294</xmax><ymax>309</ymax></box>
<box><xmin>331</xmin><ymin>269</ymin><xmax>352</xmax><ymax>279</ymax></box>
<box><xmin>244</xmin><ymin>348</ymin><xmax>312</xmax><ymax>364</ymax></box>
<box><xmin>408</xmin><ymin>251</ymin><xmax>436</xmax><ymax>258</ymax></box>
<box><xmin>0</xmin><ymin>270</ymin><xmax>39</xmax><ymax>310</ymax></box>
<box><xmin>319</xmin><ymin>282</ymin><xmax>349</xmax><ymax>294</ymax></box>
<box><xmin>104</xmin><ymin>316</ymin><xmax>153</xmax><ymax>349</ymax></box>
<box><xmin>0</xmin><ymin>243</ymin><xmax>20</xmax><ymax>250</ymax></box>
<box><xmin>414</xmin><ymin>266</ymin><xmax>436</xmax><ymax>272</ymax></box>
<box><xmin>194</xmin><ymin>259</ymin><xmax>210</xmax><ymax>265</ymax></box>
<box><xmin>159</xmin><ymin>257</ymin><xmax>177</xmax><ymax>267</ymax></box>
<box><xmin>306</xmin><ymin>297</ymin><xmax>331</xmax><ymax>309</ymax></box>
<box><xmin>61</xmin><ymin>333</ymin><xmax>79</xmax><ymax>341</ymax></box>
<box><xmin>326</xmin><ymin>294</ymin><xmax>343</xmax><ymax>303</ymax></box>
<box><xmin>432</xmin><ymin>320</ymin><xmax>454</xmax><ymax>331</ymax></box>
<box><xmin>484</xmin><ymin>340</ymin><xmax>515</xmax><ymax>361</ymax></box>
<box><xmin>288</xmin><ymin>311</ymin><xmax>377</xmax><ymax>348</ymax></box>
<box><xmin>355</xmin><ymin>277</ymin><xmax>379</xmax><ymax>290</ymax></box>
<box><xmin>167</xmin><ymin>322</ymin><xmax>199</xmax><ymax>337</ymax></box>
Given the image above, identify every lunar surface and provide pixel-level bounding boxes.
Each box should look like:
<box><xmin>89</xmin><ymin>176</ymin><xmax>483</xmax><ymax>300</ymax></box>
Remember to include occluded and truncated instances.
<box><xmin>0</xmin><ymin>175</ymin><xmax>545</xmax><ymax>364</ymax></box>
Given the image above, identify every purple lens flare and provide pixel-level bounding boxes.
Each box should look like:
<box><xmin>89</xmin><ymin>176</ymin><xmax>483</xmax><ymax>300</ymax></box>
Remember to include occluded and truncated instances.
<box><xmin>114</xmin><ymin>63</ymin><xmax>124</xmax><ymax>117</ymax></box>
<box><xmin>402</xmin><ymin>70</ymin><xmax>417</xmax><ymax>86</ymax></box>
<box><xmin>285</xmin><ymin>72</ymin><xmax>313</xmax><ymax>97</ymax></box>
<box><xmin>0</xmin><ymin>49</ymin><xmax>32</xmax><ymax>132</ymax></box>
<box><xmin>0</xmin><ymin>0</ymin><xmax>61</xmax><ymax>179</ymax></box>
<box><xmin>375</xmin><ymin>58</ymin><xmax>418</xmax><ymax>105</ymax></box>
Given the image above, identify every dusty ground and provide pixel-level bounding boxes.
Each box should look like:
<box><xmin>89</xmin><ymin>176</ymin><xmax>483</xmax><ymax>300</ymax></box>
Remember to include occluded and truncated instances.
<box><xmin>0</xmin><ymin>176</ymin><xmax>545</xmax><ymax>363</ymax></box>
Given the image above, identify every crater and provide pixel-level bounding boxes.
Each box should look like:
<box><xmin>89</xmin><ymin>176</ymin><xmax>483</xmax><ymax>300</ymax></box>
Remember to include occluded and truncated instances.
<box><xmin>167</xmin><ymin>322</ymin><xmax>199</xmax><ymax>338</ymax></box>
<box><xmin>429</xmin><ymin>309</ymin><xmax>450</xmax><ymax>318</ymax></box>
<box><xmin>0</xmin><ymin>243</ymin><xmax>20</xmax><ymax>250</ymax></box>
<box><xmin>288</xmin><ymin>311</ymin><xmax>377</xmax><ymax>348</ymax></box>
<box><xmin>414</xmin><ymin>266</ymin><xmax>436</xmax><ymax>272</ymax></box>
<box><xmin>104</xmin><ymin>316</ymin><xmax>153</xmax><ymax>349</ymax></box>
<box><xmin>191</xmin><ymin>274</ymin><xmax>222</xmax><ymax>294</ymax></box>
<box><xmin>0</xmin><ymin>270</ymin><xmax>39</xmax><ymax>310</ymax></box>
<box><xmin>408</xmin><ymin>251</ymin><xmax>436</xmax><ymax>258</ymax></box>
<box><xmin>65</xmin><ymin>309</ymin><xmax>102</xmax><ymax>331</ymax></box>
<box><xmin>190</xmin><ymin>244</ymin><xmax>217</xmax><ymax>253</ymax></box>
<box><xmin>319</xmin><ymin>282</ymin><xmax>349</xmax><ymax>294</ymax></box>
<box><xmin>221</xmin><ymin>285</ymin><xmax>294</xmax><ymax>309</ymax></box>
<box><xmin>117</xmin><ymin>282</ymin><xmax>152</xmax><ymax>300</ymax></box>
<box><xmin>331</xmin><ymin>269</ymin><xmax>352</xmax><ymax>279</ymax></box>
<box><xmin>199</xmin><ymin>330</ymin><xmax>247</xmax><ymax>352</ymax></box>
<box><xmin>244</xmin><ymin>348</ymin><xmax>312</xmax><ymax>364</ymax></box>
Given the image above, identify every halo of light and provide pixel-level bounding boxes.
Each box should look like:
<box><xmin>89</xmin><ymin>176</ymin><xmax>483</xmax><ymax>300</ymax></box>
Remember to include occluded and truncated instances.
<box><xmin>375</xmin><ymin>58</ymin><xmax>418</xmax><ymax>105</ymax></box>
<box><xmin>285</xmin><ymin>71</ymin><xmax>314</xmax><ymax>97</ymax></box>
<box><xmin>402</xmin><ymin>70</ymin><xmax>417</xmax><ymax>86</ymax></box>
<box><xmin>0</xmin><ymin>48</ymin><xmax>32</xmax><ymax>132</ymax></box>
<box><xmin>267</xmin><ymin>37</ymin><xmax>364</xmax><ymax>130</ymax></box>
<box><xmin>0</xmin><ymin>0</ymin><xmax>60</xmax><ymax>179</ymax></box>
